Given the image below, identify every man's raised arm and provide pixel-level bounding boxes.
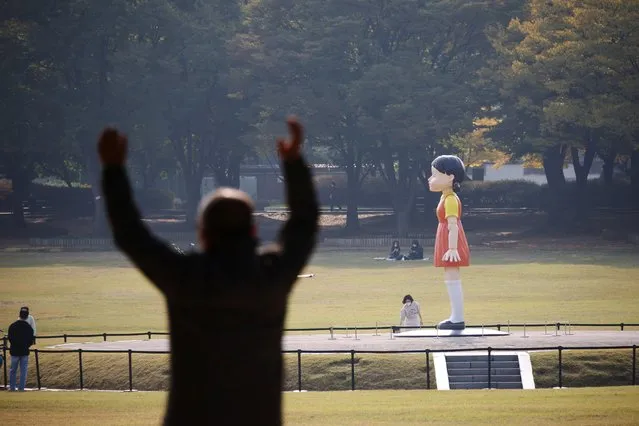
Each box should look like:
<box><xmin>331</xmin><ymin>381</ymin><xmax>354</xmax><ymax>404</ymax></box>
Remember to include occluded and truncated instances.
<box><xmin>99</xmin><ymin>128</ymin><xmax>184</xmax><ymax>295</ymax></box>
<box><xmin>276</xmin><ymin>118</ymin><xmax>320</xmax><ymax>287</ymax></box>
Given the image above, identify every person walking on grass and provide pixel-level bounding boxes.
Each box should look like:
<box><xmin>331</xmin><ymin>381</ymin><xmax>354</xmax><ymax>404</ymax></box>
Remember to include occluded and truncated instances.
<box><xmin>99</xmin><ymin>117</ymin><xmax>318</xmax><ymax>426</ymax></box>
<box><xmin>8</xmin><ymin>308</ymin><xmax>34</xmax><ymax>391</ymax></box>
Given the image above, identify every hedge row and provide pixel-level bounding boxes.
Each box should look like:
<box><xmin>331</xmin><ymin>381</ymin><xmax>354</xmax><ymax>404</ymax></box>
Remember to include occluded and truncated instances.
<box><xmin>2</xmin><ymin>184</ymin><xmax>175</xmax><ymax>218</ymax></box>
<box><xmin>315</xmin><ymin>176</ymin><xmax>636</xmax><ymax>209</ymax></box>
<box><xmin>2</xmin><ymin>178</ymin><xmax>635</xmax><ymax>219</ymax></box>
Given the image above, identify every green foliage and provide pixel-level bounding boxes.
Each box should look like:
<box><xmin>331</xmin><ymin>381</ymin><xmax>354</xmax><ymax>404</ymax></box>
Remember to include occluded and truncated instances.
<box><xmin>539</xmin><ymin>180</ymin><xmax>634</xmax><ymax>211</ymax></box>
<box><xmin>486</xmin><ymin>0</ymin><xmax>639</xmax><ymax>175</ymax></box>
<box><xmin>135</xmin><ymin>188</ymin><xmax>175</xmax><ymax>211</ymax></box>
<box><xmin>315</xmin><ymin>175</ymin><xmax>543</xmax><ymax>208</ymax></box>
<box><xmin>463</xmin><ymin>180</ymin><xmax>542</xmax><ymax>208</ymax></box>
<box><xmin>28</xmin><ymin>184</ymin><xmax>94</xmax><ymax>219</ymax></box>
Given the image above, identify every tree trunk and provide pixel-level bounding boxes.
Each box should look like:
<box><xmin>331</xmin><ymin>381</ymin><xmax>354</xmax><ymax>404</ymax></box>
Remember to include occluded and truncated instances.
<box><xmin>84</xmin><ymin>151</ymin><xmax>108</xmax><ymax>236</ymax></box>
<box><xmin>600</xmin><ymin>150</ymin><xmax>617</xmax><ymax>186</ymax></box>
<box><xmin>395</xmin><ymin>206</ymin><xmax>411</xmax><ymax>237</ymax></box>
<box><xmin>91</xmin><ymin>35</ymin><xmax>110</xmax><ymax>236</ymax></box>
<box><xmin>9</xmin><ymin>169</ymin><xmax>29</xmax><ymax>229</ymax></box>
<box><xmin>631</xmin><ymin>148</ymin><xmax>639</xmax><ymax>207</ymax></box>
<box><xmin>570</xmin><ymin>141</ymin><xmax>596</xmax><ymax>223</ymax></box>
<box><xmin>184</xmin><ymin>172</ymin><xmax>203</xmax><ymax>225</ymax></box>
<box><xmin>542</xmin><ymin>144</ymin><xmax>568</xmax><ymax>228</ymax></box>
<box><xmin>344</xmin><ymin>166</ymin><xmax>360</xmax><ymax>234</ymax></box>
<box><xmin>80</xmin><ymin>127</ymin><xmax>108</xmax><ymax>236</ymax></box>
<box><xmin>543</xmin><ymin>144</ymin><xmax>567</xmax><ymax>189</ymax></box>
<box><xmin>393</xmin><ymin>176</ymin><xmax>418</xmax><ymax>238</ymax></box>
<box><xmin>570</xmin><ymin>142</ymin><xmax>595</xmax><ymax>188</ymax></box>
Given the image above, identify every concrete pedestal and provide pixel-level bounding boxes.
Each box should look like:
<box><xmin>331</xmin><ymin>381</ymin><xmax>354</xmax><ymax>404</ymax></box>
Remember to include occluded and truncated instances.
<box><xmin>394</xmin><ymin>328</ymin><xmax>510</xmax><ymax>338</ymax></box>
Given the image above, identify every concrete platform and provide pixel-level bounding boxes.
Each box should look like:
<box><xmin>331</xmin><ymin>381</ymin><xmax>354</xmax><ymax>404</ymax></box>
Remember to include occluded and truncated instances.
<box><xmin>394</xmin><ymin>328</ymin><xmax>509</xmax><ymax>338</ymax></box>
<box><xmin>46</xmin><ymin>330</ymin><xmax>639</xmax><ymax>353</ymax></box>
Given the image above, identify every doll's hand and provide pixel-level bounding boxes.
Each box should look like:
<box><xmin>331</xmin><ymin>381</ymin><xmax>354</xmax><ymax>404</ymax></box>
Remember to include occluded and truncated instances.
<box><xmin>442</xmin><ymin>249</ymin><xmax>460</xmax><ymax>262</ymax></box>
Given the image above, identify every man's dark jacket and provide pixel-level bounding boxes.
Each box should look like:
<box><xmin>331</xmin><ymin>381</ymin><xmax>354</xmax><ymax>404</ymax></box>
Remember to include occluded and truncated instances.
<box><xmin>102</xmin><ymin>156</ymin><xmax>319</xmax><ymax>426</ymax></box>
<box><xmin>8</xmin><ymin>320</ymin><xmax>34</xmax><ymax>356</ymax></box>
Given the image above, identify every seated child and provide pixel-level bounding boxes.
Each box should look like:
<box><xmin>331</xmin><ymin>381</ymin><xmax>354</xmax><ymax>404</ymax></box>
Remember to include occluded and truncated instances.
<box><xmin>406</xmin><ymin>240</ymin><xmax>424</xmax><ymax>260</ymax></box>
<box><xmin>388</xmin><ymin>240</ymin><xmax>404</xmax><ymax>260</ymax></box>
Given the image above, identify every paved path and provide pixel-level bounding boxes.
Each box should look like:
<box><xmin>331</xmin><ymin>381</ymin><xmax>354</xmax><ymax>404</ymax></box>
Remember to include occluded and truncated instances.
<box><xmin>47</xmin><ymin>330</ymin><xmax>639</xmax><ymax>353</ymax></box>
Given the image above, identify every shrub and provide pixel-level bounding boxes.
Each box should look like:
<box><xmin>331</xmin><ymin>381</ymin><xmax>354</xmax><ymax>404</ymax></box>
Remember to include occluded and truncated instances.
<box><xmin>462</xmin><ymin>180</ymin><xmax>542</xmax><ymax>208</ymax></box>
<box><xmin>134</xmin><ymin>188</ymin><xmax>175</xmax><ymax>211</ymax></box>
<box><xmin>29</xmin><ymin>183</ymin><xmax>94</xmax><ymax>218</ymax></box>
<box><xmin>539</xmin><ymin>180</ymin><xmax>633</xmax><ymax>212</ymax></box>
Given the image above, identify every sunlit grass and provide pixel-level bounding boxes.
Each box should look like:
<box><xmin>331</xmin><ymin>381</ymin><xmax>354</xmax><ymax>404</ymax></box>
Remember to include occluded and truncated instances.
<box><xmin>1</xmin><ymin>248</ymin><xmax>637</xmax><ymax>336</ymax></box>
<box><xmin>1</xmin><ymin>387</ymin><xmax>638</xmax><ymax>425</ymax></box>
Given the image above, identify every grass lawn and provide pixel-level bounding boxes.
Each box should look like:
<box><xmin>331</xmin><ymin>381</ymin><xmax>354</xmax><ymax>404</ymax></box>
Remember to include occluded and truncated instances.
<box><xmin>1</xmin><ymin>387</ymin><xmax>638</xmax><ymax>425</ymax></box>
<box><xmin>1</xmin><ymin>248</ymin><xmax>638</xmax><ymax>335</ymax></box>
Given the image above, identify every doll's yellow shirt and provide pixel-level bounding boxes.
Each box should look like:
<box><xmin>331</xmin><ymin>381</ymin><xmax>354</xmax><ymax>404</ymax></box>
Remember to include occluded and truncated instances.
<box><xmin>443</xmin><ymin>193</ymin><xmax>459</xmax><ymax>219</ymax></box>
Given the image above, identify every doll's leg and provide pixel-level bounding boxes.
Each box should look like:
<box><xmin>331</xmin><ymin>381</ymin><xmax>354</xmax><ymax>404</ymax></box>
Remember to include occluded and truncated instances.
<box><xmin>438</xmin><ymin>267</ymin><xmax>465</xmax><ymax>330</ymax></box>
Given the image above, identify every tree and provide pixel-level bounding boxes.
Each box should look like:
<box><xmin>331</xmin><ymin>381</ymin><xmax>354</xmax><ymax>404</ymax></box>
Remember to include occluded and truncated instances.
<box><xmin>243</xmin><ymin>0</ymin><xmax>521</xmax><ymax>236</ymax></box>
<box><xmin>0</xmin><ymin>1</ymin><xmax>81</xmax><ymax>227</ymax></box>
<box><xmin>486</xmin><ymin>0</ymin><xmax>639</xmax><ymax>220</ymax></box>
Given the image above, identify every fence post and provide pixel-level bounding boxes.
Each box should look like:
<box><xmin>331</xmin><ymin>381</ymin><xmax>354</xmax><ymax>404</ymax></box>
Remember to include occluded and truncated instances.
<box><xmin>487</xmin><ymin>347</ymin><xmax>492</xmax><ymax>389</ymax></box>
<box><xmin>103</xmin><ymin>333</ymin><xmax>107</xmax><ymax>342</ymax></box>
<box><xmin>354</xmin><ymin>326</ymin><xmax>359</xmax><ymax>341</ymax></box>
<box><xmin>426</xmin><ymin>350</ymin><xmax>430</xmax><ymax>390</ymax></box>
<box><xmin>297</xmin><ymin>350</ymin><xmax>302</xmax><ymax>392</ymax></box>
<box><xmin>350</xmin><ymin>350</ymin><xmax>356</xmax><ymax>391</ymax></box>
<box><xmin>64</xmin><ymin>333</ymin><xmax>68</xmax><ymax>343</ymax></box>
<box><xmin>78</xmin><ymin>349</ymin><xmax>84</xmax><ymax>390</ymax></box>
<box><xmin>128</xmin><ymin>350</ymin><xmax>133</xmax><ymax>391</ymax></box>
<box><xmin>2</xmin><ymin>336</ymin><xmax>7</xmax><ymax>388</ymax></box>
<box><xmin>621</xmin><ymin>323</ymin><xmax>625</xmax><ymax>331</ymax></box>
<box><xmin>558</xmin><ymin>346</ymin><xmax>563</xmax><ymax>388</ymax></box>
<box><xmin>633</xmin><ymin>345</ymin><xmax>636</xmax><ymax>386</ymax></box>
<box><xmin>497</xmin><ymin>324</ymin><xmax>501</xmax><ymax>331</ymax></box>
<box><xmin>148</xmin><ymin>331</ymin><xmax>152</xmax><ymax>340</ymax></box>
<box><xmin>35</xmin><ymin>349</ymin><xmax>41</xmax><ymax>390</ymax></box>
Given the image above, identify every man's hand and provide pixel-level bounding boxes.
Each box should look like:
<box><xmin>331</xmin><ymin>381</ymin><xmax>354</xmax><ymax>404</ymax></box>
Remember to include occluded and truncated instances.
<box><xmin>277</xmin><ymin>116</ymin><xmax>303</xmax><ymax>162</ymax></box>
<box><xmin>98</xmin><ymin>127</ymin><xmax>128</xmax><ymax>166</ymax></box>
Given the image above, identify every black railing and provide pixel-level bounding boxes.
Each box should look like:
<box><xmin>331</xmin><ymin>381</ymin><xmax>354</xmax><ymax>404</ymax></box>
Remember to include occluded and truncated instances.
<box><xmin>8</xmin><ymin>322</ymin><xmax>638</xmax><ymax>344</ymax></box>
<box><xmin>1</xmin><ymin>344</ymin><xmax>637</xmax><ymax>392</ymax></box>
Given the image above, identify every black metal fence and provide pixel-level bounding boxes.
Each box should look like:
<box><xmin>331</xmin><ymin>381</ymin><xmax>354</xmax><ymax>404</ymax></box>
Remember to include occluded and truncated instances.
<box><xmin>5</xmin><ymin>321</ymin><xmax>639</xmax><ymax>345</ymax></box>
<box><xmin>1</xmin><ymin>343</ymin><xmax>637</xmax><ymax>392</ymax></box>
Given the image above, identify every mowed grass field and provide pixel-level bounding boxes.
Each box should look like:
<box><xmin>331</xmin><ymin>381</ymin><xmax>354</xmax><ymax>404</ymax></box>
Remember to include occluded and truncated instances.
<box><xmin>1</xmin><ymin>247</ymin><xmax>638</xmax><ymax>425</ymax></box>
<box><xmin>1</xmin><ymin>387</ymin><xmax>639</xmax><ymax>425</ymax></box>
<box><xmin>0</xmin><ymin>247</ymin><xmax>638</xmax><ymax>335</ymax></box>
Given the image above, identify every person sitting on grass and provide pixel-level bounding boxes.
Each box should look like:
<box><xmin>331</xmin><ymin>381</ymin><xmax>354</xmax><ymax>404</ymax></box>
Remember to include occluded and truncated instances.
<box><xmin>99</xmin><ymin>117</ymin><xmax>319</xmax><ymax>426</ymax></box>
<box><xmin>388</xmin><ymin>240</ymin><xmax>404</xmax><ymax>260</ymax></box>
<box><xmin>406</xmin><ymin>240</ymin><xmax>424</xmax><ymax>260</ymax></box>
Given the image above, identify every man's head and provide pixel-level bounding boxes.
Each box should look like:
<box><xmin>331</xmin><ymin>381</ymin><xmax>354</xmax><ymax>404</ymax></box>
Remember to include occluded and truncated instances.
<box><xmin>19</xmin><ymin>307</ymin><xmax>29</xmax><ymax>320</ymax></box>
<box><xmin>197</xmin><ymin>188</ymin><xmax>256</xmax><ymax>251</ymax></box>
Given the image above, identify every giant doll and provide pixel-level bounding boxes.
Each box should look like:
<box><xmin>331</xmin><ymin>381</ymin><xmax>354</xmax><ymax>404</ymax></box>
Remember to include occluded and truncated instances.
<box><xmin>427</xmin><ymin>155</ymin><xmax>470</xmax><ymax>330</ymax></box>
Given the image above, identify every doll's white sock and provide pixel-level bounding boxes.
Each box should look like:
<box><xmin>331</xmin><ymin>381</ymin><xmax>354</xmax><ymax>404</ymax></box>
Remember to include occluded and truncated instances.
<box><xmin>445</xmin><ymin>280</ymin><xmax>465</xmax><ymax>323</ymax></box>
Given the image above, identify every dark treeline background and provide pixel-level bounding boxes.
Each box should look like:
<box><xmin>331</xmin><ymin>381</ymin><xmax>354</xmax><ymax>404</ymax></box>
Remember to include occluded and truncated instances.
<box><xmin>1</xmin><ymin>0</ymin><xmax>638</xmax><ymax>236</ymax></box>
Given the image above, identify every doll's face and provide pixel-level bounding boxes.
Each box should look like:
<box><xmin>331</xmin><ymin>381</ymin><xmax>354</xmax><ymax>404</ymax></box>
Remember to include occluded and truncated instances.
<box><xmin>428</xmin><ymin>167</ymin><xmax>454</xmax><ymax>192</ymax></box>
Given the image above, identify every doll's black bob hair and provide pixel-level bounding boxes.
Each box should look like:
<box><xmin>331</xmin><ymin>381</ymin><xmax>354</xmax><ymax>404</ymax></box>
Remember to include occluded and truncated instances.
<box><xmin>431</xmin><ymin>155</ymin><xmax>466</xmax><ymax>193</ymax></box>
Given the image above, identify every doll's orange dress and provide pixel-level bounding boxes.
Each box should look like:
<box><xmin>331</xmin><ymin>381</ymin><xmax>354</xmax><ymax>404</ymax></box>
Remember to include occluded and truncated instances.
<box><xmin>434</xmin><ymin>191</ymin><xmax>470</xmax><ymax>268</ymax></box>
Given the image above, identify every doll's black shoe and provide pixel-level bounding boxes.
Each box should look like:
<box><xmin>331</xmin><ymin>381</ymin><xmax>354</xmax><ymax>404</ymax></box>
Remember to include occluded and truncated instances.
<box><xmin>437</xmin><ymin>320</ymin><xmax>466</xmax><ymax>330</ymax></box>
